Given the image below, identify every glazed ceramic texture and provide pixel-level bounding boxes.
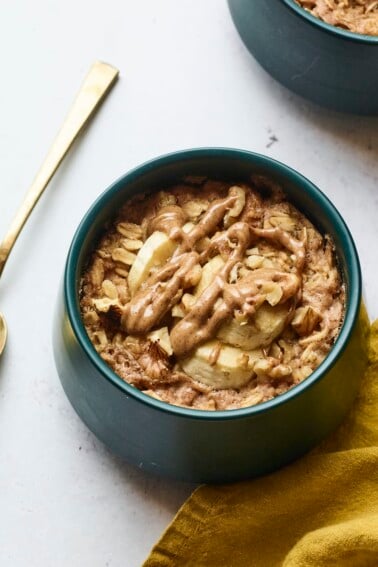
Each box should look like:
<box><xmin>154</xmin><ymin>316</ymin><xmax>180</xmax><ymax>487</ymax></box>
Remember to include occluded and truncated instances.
<box><xmin>53</xmin><ymin>148</ymin><xmax>368</xmax><ymax>483</ymax></box>
<box><xmin>228</xmin><ymin>0</ymin><xmax>378</xmax><ymax>115</ymax></box>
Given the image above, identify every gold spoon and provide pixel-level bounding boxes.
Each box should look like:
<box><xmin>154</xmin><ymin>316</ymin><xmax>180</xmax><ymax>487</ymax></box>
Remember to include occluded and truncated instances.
<box><xmin>0</xmin><ymin>61</ymin><xmax>119</xmax><ymax>356</ymax></box>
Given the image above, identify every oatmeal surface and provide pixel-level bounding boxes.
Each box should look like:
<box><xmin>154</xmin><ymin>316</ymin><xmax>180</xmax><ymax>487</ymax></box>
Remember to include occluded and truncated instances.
<box><xmin>296</xmin><ymin>0</ymin><xmax>378</xmax><ymax>35</ymax></box>
<box><xmin>80</xmin><ymin>176</ymin><xmax>345</xmax><ymax>411</ymax></box>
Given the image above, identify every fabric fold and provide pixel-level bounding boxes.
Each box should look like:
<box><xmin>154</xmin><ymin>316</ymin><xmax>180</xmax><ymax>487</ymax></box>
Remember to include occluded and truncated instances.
<box><xmin>144</xmin><ymin>321</ymin><xmax>378</xmax><ymax>567</ymax></box>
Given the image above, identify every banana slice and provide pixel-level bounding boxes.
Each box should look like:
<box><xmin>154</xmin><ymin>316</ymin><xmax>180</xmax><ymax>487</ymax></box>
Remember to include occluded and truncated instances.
<box><xmin>194</xmin><ymin>255</ymin><xmax>225</xmax><ymax>296</ymax></box>
<box><xmin>217</xmin><ymin>302</ymin><xmax>289</xmax><ymax>350</ymax></box>
<box><xmin>180</xmin><ymin>340</ymin><xmax>262</xmax><ymax>389</ymax></box>
<box><xmin>127</xmin><ymin>231</ymin><xmax>176</xmax><ymax>295</ymax></box>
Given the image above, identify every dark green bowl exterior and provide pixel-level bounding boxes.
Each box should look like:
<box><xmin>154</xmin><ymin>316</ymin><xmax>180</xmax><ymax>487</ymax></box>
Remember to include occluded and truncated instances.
<box><xmin>53</xmin><ymin>148</ymin><xmax>368</xmax><ymax>483</ymax></box>
<box><xmin>228</xmin><ymin>0</ymin><xmax>378</xmax><ymax>115</ymax></box>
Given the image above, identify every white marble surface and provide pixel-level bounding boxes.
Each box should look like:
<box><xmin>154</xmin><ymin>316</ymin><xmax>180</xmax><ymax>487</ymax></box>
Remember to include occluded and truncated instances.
<box><xmin>1</xmin><ymin>1</ymin><xmax>378</xmax><ymax>565</ymax></box>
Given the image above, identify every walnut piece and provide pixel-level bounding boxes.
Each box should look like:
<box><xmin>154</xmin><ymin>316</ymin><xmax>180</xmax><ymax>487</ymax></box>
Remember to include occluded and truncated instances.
<box><xmin>291</xmin><ymin>306</ymin><xmax>322</xmax><ymax>336</ymax></box>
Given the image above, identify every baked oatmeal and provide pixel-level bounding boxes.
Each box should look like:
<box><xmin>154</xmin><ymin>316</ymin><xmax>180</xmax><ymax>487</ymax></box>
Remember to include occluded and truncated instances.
<box><xmin>80</xmin><ymin>176</ymin><xmax>345</xmax><ymax>411</ymax></box>
<box><xmin>296</xmin><ymin>0</ymin><xmax>378</xmax><ymax>35</ymax></box>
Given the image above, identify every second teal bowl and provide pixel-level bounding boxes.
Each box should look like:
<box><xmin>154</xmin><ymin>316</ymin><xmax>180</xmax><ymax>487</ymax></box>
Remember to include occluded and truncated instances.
<box><xmin>228</xmin><ymin>0</ymin><xmax>378</xmax><ymax>115</ymax></box>
<box><xmin>53</xmin><ymin>148</ymin><xmax>368</xmax><ymax>483</ymax></box>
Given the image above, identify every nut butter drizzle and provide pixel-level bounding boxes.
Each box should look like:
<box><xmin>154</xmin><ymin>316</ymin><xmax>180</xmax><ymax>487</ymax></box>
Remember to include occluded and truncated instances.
<box><xmin>120</xmin><ymin>187</ymin><xmax>306</xmax><ymax>358</ymax></box>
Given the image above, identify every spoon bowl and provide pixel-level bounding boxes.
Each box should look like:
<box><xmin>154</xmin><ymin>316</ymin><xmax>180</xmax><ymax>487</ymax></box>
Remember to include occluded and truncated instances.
<box><xmin>0</xmin><ymin>314</ymin><xmax>6</xmax><ymax>356</ymax></box>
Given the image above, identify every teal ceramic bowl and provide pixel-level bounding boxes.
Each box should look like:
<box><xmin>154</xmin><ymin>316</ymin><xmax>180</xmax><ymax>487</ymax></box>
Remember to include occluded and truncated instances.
<box><xmin>228</xmin><ymin>0</ymin><xmax>378</xmax><ymax>115</ymax></box>
<box><xmin>53</xmin><ymin>148</ymin><xmax>368</xmax><ymax>483</ymax></box>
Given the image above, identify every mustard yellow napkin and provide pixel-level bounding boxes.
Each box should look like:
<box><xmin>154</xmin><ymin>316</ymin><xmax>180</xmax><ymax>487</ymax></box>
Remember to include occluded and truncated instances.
<box><xmin>144</xmin><ymin>318</ymin><xmax>378</xmax><ymax>567</ymax></box>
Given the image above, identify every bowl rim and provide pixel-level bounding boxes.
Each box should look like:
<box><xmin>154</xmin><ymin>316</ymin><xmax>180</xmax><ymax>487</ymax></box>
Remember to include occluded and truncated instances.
<box><xmin>282</xmin><ymin>0</ymin><xmax>378</xmax><ymax>44</ymax></box>
<box><xmin>64</xmin><ymin>147</ymin><xmax>362</xmax><ymax>421</ymax></box>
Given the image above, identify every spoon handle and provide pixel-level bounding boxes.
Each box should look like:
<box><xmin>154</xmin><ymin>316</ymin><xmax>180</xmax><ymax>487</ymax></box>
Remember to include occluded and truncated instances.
<box><xmin>0</xmin><ymin>61</ymin><xmax>119</xmax><ymax>277</ymax></box>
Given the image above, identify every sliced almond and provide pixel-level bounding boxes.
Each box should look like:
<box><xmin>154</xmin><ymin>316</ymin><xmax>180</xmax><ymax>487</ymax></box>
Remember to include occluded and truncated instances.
<box><xmin>186</xmin><ymin>264</ymin><xmax>202</xmax><ymax>286</ymax></box>
<box><xmin>246</xmin><ymin>247</ymin><xmax>259</xmax><ymax>256</ymax></box>
<box><xmin>240</xmin><ymin>391</ymin><xmax>264</xmax><ymax>408</ymax></box>
<box><xmin>172</xmin><ymin>304</ymin><xmax>185</xmax><ymax>318</ymax></box>
<box><xmin>214</xmin><ymin>297</ymin><xmax>224</xmax><ymax>311</ymax></box>
<box><xmin>122</xmin><ymin>238</ymin><xmax>143</xmax><ymax>251</ymax></box>
<box><xmin>245</xmin><ymin>255</ymin><xmax>264</xmax><ymax>270</ymax></box>
<box><xmin>182</xmin><ymin>200</ymin><xmax>208</xmax><ymax>220</ymax></box>
<box><xmin>367</xmin><ymin>1</ymin><xmax>378</xmax><ymax>13</ymax></box>
<box><xmin>265</xmin><ymin>213</ymin><xmax>296</xmax><ymax>232</ymax></box>
<box><xmin>83</xmin><ymin>310</ymin><xmax>99</xmax><ymax>325</ymax></box>
<box><xmin>229</xmin><ymin>262</ymin><xmax>242</xmax><ymax>284</ymax></box>
<box><xmin>115</xmin><ymin>267</ymin><xmax>130</xmax><ymax>278</ymax></box>
<box><xmin>116</xmin><ymin>222</ymin><xmax>143</xmax><ymax>240</ymax></box>
<box><xmin>147</xmin><ymin>326</ymin><xmax>173</xmax><ymax>356</ymax></box>
<box><xmin>112</xmin><ymin>332</ymin><xmax>124</xmax><ymax>345</ymax></box>
<box><xmin>157</xmin><ymin>191</ymin><xmax>177</xmax><ymax>207</ymax></box>
<box><xmin>262</xmin><ymin>258</ymin><xmax>274</xmax><ymax>269</ymax></box>
<box><xmin>293</xmin><ymin>365</ymin><xmax>313</xmax><ymax>382</ymax></box>
<box><xmin>224</xmin><ymin>186</ymin><xmax>246</xmax><ymax>227</ymax></box>
<box><xmin>112</xmin><ymin>248</ymin><xmax>137</xmax><ymax>266</ymax></box>
<box><xmin>92</xmin><ymin>297</ymin><xmax>118</xmax><ymax>313</ymax></box>
<box><xmin>97</xmin><ymin>249</ymin><xmax>111</xmax><ymax>259</ymax></box>
<box><xmin>90</xmin><ymin>258</ymin><xmax>105</xmax><ymax>287</ymax></box>
<box><xmin>263</xmin><ymin>283</ymin><xmax>283</xmax><ymax>306</ymax></box>
<box><xmin>101</xmin><ymin>279</ymin><xmax>118</xmax><ymax>300</ymax></box>
<box><xmin>239</xmin><ymin>266</ymin><xmax>251</xmax><ymax>279</ymax></box>
<box><xmin>269</xmin><ymin>364</ymin><xmax>292</xmax><ymax>379</ymax></box>
<box><xmin>91</xmin><ymin>330</ymin><xmax>108</xmax><ymax>350</ymax></box>
<box><xmin>252</xmin><ymin>358</ymin><xmax>271</xmax><ymax>376</ymax></box>
<box><xmin>198</xmin><ymin>398</ymin><xmax>216</xmax><ymax>411</ymax></box>
<box><xmin>182</xmin><ymin>293</ymin><xmax>196</xmax><ymax>310</ymax></box>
